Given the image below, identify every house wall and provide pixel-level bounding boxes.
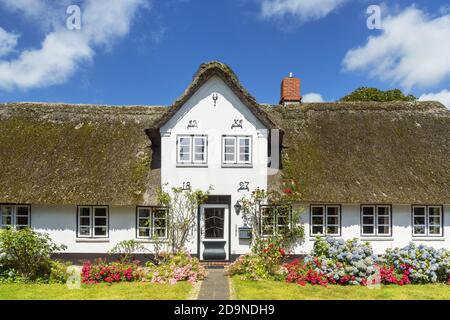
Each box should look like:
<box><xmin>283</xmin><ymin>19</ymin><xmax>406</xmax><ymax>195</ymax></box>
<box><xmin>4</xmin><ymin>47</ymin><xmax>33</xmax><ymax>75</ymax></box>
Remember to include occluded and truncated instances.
<box><xmin>295</xmin><ymin>204</ymin><xmax>450</xmax><ymax>255</ymax></box>
<box><xmin>27</xmin><ymin>203</ymin><xmax>449</xmax><ymax>259</ymax></box>
<box><xmin>160</xmin><ymin>76</ymin><xmax>268</xmax><ymax>259</ymax></box>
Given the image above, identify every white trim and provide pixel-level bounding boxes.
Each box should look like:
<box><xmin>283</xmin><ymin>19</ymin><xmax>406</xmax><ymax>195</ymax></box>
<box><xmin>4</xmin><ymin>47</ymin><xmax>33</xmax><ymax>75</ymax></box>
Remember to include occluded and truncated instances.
<box><xmin>93</xmin><ymin>206</ymin><xmax>108</xmax><ymax>238</ymax></box>
<box><xmin>0</xmin><ymin>205</ymin><xmax>30</xmax><ymax>229</ymax></box>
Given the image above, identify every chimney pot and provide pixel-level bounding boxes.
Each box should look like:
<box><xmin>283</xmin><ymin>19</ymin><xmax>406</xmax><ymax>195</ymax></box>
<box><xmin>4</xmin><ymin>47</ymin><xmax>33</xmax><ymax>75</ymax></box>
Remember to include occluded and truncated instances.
<box><xmin>280</xmin><ymin>74</ymin><xmax>301</xmax><ymax>105</ymax></box>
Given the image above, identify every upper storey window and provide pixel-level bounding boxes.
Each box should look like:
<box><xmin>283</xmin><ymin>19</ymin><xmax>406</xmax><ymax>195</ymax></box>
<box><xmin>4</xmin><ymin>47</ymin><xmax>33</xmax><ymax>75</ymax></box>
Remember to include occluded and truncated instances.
<box><xmin>222</xmin><ymin>135</ymin><xmax>252</xmax><ymax>166</ymax></box>
<box><xmin>177</xmin><ymin>135</ymin><xmax>208</xmax><ymax>165</ymax></box>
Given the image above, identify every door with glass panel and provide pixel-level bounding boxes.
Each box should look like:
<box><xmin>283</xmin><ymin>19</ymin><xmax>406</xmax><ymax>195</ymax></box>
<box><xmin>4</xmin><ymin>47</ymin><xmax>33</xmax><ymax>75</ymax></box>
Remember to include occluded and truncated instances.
<box><xmin>199</xmin><ymin>204</ymin><xmax>229</xmax><ymax>261</ymax></box>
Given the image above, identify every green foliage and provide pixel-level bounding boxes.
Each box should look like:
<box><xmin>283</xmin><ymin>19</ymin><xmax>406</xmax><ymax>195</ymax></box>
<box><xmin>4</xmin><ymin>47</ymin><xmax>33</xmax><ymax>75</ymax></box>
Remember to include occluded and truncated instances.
<box><xmin>156</xmin><ymin>185</ymin><xmax>212</xmax><ymax>255</ymax></box>
<box><xmin>108</xmin><ymin>240</ymin><xmax>148</xmax><ymax>263</ymax></box>
<box><xmin>340</xmin><ymin>87</ymin><xmax>417</xmax><ymax>102</ymax></box>
<box><xmin>227</xmin><ymin>239</ymin><xmax>287</xmax><ymax>281</ymax></box>
<box><xmin>0</xmin><ymin>228</ymin><xmax>67</xmax><ymax>281</ymax></box>
<box><xmin>145</xmin><ymin>251</ymin><xmax>206</xmax><ymax>284</ymax></box>
<box><xmin>48</xmin><ymin>260</ymin><xmax>73</xmax><ymax>284</ymax></box>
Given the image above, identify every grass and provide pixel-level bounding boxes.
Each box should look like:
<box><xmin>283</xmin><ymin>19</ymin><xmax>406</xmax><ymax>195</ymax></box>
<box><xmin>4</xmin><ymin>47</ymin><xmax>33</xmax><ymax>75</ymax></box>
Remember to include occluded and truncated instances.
<box><xmin>0</xmin><ymin>282</ymin><xmax>193</xmax><ymax>300</ymax></box>
<box><xmin>231</xmin><ymin>277</ymin><xmax>450</xmax><ymax>300</ymax></box>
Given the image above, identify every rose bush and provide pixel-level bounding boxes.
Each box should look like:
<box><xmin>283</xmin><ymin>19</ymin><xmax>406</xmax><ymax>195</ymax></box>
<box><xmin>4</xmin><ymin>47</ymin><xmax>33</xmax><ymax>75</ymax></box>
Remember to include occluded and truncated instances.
<box><xmin>145</xmin><ymin>251</ymin><xmax>206</xmax><ymax>284</ymax></box>
<box><xmin>227</xmin><ymin>238</ymin><xmax>287</xmax><ymax>280</ymax></box>
<box><xmin>82</xmin><ymin>258</ymin><xmax>145</xmax><ymax>284</ymax></box>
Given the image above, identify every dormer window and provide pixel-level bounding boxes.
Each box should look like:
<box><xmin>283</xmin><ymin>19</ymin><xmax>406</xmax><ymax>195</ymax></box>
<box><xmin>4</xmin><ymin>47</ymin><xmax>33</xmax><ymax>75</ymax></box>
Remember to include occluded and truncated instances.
<box><xmin>222</xmin><ymin>135</ymin><xmax>252</xmax><ymax>166</ymax></box>
<box><xmin>177</xmin><ymin>135</ymin><xmax>207</xmax><ymax>165</ymax></box>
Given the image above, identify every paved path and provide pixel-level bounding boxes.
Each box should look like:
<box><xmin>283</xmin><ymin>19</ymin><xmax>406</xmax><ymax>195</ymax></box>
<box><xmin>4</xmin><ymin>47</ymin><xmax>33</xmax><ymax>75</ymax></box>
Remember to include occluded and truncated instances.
<box><xmin>197</xmin><ymin>268</ymin><xmax>230</xmax><ymax>300</ymax></box>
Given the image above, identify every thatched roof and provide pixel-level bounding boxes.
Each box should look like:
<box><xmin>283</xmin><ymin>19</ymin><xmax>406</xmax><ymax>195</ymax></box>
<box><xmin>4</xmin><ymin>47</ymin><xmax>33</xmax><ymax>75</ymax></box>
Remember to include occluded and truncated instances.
<box><xmin>0</xmin><ymin>62</ymin><xmax>449</xmax><ymax>205</ymax></box>
<box><xmin>0</xmin><ymin>103</ymin><xmax>167</xmax><ymax>205</ymax></box>
<box><xmin>264</xmin><ymin>101</ymin><xmax>450</xmax><ymax>204</ymax></box>
<box><xmin>152</xmin><ymin>61</ymin><xmax>277</xmax><ymax>130</ymax></box>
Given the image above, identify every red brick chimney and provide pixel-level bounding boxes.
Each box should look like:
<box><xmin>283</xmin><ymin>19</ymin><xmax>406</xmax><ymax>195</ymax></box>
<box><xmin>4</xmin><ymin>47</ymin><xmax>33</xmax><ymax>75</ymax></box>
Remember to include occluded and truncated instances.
<box><xmin>280</xmin><ymin>72</ymin><xmax>301</xmax><ymax>105</ymax></box>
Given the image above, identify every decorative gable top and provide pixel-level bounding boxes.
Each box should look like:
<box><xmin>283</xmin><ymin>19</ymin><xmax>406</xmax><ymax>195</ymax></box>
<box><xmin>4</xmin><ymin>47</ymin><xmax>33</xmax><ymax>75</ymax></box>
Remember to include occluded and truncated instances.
<box><xmin>151</xmin><ymin>61</ymin><xmax>277</xmax><ymax>130</ymax></box>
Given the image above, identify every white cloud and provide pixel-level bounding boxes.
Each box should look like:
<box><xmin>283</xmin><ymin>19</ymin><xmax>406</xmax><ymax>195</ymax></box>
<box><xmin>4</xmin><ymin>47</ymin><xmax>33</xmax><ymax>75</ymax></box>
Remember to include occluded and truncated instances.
<box><xmin>419</xmin><ymin>89</ymin><xmax>450</xmax><ymax>109</ymax></box>
<box><xmin>343</xmin><ymin>7</ymin><xmax>450</xmax><ymax>89</ymax></box>
<box><xmin>261</xmin><ymin>0</ymin><xmax>349</xmax><ymax>23</ymax></box>
<box><xmin>0</xmin><ymin>27</ymin><xmax>19</xmax><ymax>57</ymax></box>
<box><xmin>0</xmin><ymin>0</ymin><xmax>148</xmax><ymax>90</ymax></box>
<box><xmin>302</xmin><ymin>92</ymin><xmax>324</xmax><ymax>102</ymax></box>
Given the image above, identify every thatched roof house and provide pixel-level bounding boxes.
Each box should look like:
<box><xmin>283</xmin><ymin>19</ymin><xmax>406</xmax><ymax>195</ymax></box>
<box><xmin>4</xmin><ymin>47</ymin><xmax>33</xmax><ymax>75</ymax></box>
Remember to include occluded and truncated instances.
<box><xmin>0</xmin><ymin>62</ymin><xmax>449</xmax><ymax>206</ymax></box>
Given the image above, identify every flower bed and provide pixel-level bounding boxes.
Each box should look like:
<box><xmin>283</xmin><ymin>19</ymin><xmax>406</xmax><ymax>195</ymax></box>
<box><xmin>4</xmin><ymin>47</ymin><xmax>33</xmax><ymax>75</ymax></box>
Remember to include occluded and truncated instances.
<box><xmin>229</xmin><ymin>237</ymin><xmax>450</xmax><ymax>287</ymax></box>
<box><xmin>146</xmin><ymin>251</ymin><xmax>206</xmax><ymax>285</ymax></box>
<box><xmin>81</xmin><ymin>258</ymin><xmax>145</xmax><ymax>284</ymax></box>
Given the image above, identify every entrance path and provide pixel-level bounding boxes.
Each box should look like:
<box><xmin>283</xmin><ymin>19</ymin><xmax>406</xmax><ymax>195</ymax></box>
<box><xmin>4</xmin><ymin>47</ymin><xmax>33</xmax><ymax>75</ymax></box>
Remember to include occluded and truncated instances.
<box><xmin>197</xmin><ymin>268</ymin><xmax>230</xmax><ymax>300</ymax></box>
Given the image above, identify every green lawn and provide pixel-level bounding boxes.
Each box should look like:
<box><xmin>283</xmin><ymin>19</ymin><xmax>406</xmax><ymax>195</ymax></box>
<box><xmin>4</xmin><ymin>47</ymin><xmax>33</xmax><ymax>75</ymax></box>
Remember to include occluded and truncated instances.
<box><xmin>0</xmin><ymin>282</ymin><xmax>193</xmax><ymax>300</ymax></box>
<box><xmin>231</xmin><ymin>277</ymin><xmax>450</xmax><ymax>300</ymax></box>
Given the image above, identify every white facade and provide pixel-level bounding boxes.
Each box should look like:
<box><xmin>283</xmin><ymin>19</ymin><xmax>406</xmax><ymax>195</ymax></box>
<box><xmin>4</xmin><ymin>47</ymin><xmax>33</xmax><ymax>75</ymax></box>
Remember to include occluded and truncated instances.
<box><xmin>25</xmin><ymin>203</ymin><xmax>450</xmax><ymax>256</ymax></box>
<box><xmin>160</xmin><ymin>76</ymin><xmax>268</xmax><ymax>259</ymax></box>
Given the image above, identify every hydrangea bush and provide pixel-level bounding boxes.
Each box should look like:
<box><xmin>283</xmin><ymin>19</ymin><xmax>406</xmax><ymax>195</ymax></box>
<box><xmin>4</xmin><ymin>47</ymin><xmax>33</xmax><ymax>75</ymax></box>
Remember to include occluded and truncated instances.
<box><xmin>302</xmin><ymin>237</ymin><xmax>379</xmax><ymax>285</ymax></box>
<box><xmin>383</xmin><ymin>243</ymin><xmax>450</xmax><ymax>284</ymax></box>
<box><xmin>145</xmin><ymin>251</ymin><xmax>206</xmax><ymax>284</ymax></box>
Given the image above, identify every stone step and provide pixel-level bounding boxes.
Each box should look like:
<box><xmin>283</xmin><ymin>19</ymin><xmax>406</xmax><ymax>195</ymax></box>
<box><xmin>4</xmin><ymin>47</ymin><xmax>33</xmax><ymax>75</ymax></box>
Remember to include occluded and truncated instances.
<box><xmin>201</xmin><ymin>261</ymin><xmax>231</xmax><ymax>269</ymax></box>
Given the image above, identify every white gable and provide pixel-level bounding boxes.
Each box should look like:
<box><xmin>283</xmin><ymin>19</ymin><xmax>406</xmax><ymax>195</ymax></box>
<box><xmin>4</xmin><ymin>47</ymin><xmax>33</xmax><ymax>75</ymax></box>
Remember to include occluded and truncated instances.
<box><xmin>160</xmin><ymin>76</ymin><xmax>267</xmax><ymax>134</ymax></box>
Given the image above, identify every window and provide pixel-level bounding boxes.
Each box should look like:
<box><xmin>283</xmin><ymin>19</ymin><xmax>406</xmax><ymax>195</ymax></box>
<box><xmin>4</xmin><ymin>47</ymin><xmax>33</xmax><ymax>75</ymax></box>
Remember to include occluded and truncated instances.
<box><xmin>1</xmin><ymin>205</ymin><xmax>30</xmax><ymax>229</ymax></box>
<box><xmin>222</xmin><ymin>136</ymin><xmax>252</xmax><ymax>165</ymax></box>
<box><xmin>361</xmin><ymin>205</ymin><xmax>391</xmax><ymax>236</ymax></box>
<box><xmin>77</xmin><ymin>206</ymin><xmax>108</xmax><ymax>238</ymax></box>
<box><xmin>310</xmin><ymin>205</ymin><xmax>341</xmax><ymax>236</ymax></box>
<box><xmin>137</xmin><ymin>207</ymin><xmax>168</xmax><ymax>239</ymax></box>
<box><xmin>412</xmin><ymin>206</ymin><xmax>443</xmax><ymax>237</ymax></box>
<box><xmin>261</xmin><ymin>205</ymin><xmax>291</xmax><ymax>236</ymax></box>
<box><xmin>177</xmin><ymin>135</ymin><xmax>207</xmax><ymax>164</ymax></box>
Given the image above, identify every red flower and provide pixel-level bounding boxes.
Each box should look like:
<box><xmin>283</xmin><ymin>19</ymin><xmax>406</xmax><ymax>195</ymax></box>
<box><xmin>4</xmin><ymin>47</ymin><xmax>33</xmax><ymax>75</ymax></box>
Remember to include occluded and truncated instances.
<box><xmin>283</xmin><ymin>188</ymin><xmax>293</xmax><ymax>194</ymax></box>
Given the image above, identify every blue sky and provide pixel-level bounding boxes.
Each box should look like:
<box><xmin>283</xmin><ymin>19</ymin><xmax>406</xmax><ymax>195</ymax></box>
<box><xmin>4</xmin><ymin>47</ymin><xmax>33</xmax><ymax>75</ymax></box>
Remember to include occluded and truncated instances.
<box><xmin>0</xmin><ymin>0</ymin><xmax>449</xmax><ymax>107</ymax></box>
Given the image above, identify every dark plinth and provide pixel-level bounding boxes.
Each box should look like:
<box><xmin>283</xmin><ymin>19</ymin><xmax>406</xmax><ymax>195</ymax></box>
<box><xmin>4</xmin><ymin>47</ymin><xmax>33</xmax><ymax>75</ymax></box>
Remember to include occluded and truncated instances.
<box><xmin>202</xmin><ymin>241</ymin><xmax>226</xmax><ymax>260</ymax></box>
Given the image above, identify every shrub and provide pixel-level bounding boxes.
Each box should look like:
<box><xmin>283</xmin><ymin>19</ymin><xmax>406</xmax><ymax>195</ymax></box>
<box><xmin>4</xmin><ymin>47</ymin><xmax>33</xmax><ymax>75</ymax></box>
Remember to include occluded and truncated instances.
<box><xmin>108</xmin><ymin>240</ymin><xmax>147</xmax><ymax>263</ymax></box>
<box><xmin>146</xmin><ymin>251</ymin><xmax>206</xmax><ymax>284</ymax></box>
<box><xmin>379</xmin><ymin>264</ymin><xmax>410</xmax><ymax>285</ymax></box>
<box><xmin>227</xmin><ymin>239</ymin><xmax>287</xmax><ymax>280</ymax></box>
<box><xmin>383</xmin><ymin>243</ymin><xmax>450</xmax><ymax>284</ymax></box>
<box><xmin>82</xmin><ymin>258</ymin><xmax>145</xmax><ymax>284</ymax></box>
<box><xmin>303</xmin><ymin>237</ymin><xmax>378</xmax><ymax>285</ymax></box>
<box><xmin>0</xmin><ymin>228</ymin><xmax>67</xmax><ymax>281</ymax></box>
<box><xmin>48</xmin><ymin>260</ymin><xmax>73</xmax><ymax>284</ymax></box>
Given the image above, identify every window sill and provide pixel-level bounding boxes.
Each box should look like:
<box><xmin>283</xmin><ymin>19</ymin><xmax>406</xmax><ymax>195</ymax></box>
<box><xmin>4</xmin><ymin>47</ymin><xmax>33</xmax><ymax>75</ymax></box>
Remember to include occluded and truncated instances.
<box><xmin>221</xmin><ymin>164</ymin><xmax>253</xmax><ymax>168</ymax></box>
<box><xmin>76</xmin><ymin>238</ymin><xmax>110</xmax><ymax>243</ymax></box>
<box><xmin>176</xmin><ymin>164</ymin><xmax>208</xmax><ymax>168</ymax></box>
<box><xmin>309</xmin><ymin>235</ymin><xmax>341</xmax><ymax>240</ymax></box>
<box><xmin>412</xmin><ymin>238</ymin><xmax>445</xmax><ymax>241</ymax></box>
<box><xmin>135</xmin><ymin>239</ymin><xmax>169</xmax><ymax>244</ymax></box>
<box><xmin>360</xmin><ymin>237</ymin><xmax>394</xmax><ymax>241</ymax></box>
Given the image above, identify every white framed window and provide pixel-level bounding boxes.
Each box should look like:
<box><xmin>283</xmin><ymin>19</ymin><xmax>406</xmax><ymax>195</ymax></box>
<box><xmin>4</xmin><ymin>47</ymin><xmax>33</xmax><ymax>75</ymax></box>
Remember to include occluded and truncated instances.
<box><xmin>361</xmin><ymin>205</ymin><xmax>391</xmax><ymax>236</ymax></box>
<box><xmin>1</xmin><ymin>205</ymin><xmax>30</xmax><ymax>229</ymax></box>
<box><xmin>261</xmin><ymin>205</ymin><xmax>291</xmax><ymax>237</ymax></box>
<box><xmin>137</xmin><ymin>207</ymin><xmax>168</xmax><ymax>239</ymax></box>
<box><xmin>177</xmin><ymin>135</ymin><xmax>207</xmax><ymax>164</ymax></box>
<box><xmin>310</xmin><ymin>205</ymin><xmax>341</xmax><ymax>236</ymax></box>
<box><xmin>412</xmin><ymin>205</ymin><xmax>443</xmax><ymax>237</ymax></box>
<box><xmin>77</xmin><ymin>206</ymin><xmax>108</xmax><ymax>238</ymax></box>
<box><xmin>222</xmin><ymin>136</ymin><xmax>252</xmax><ymax>165</ymax></box>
